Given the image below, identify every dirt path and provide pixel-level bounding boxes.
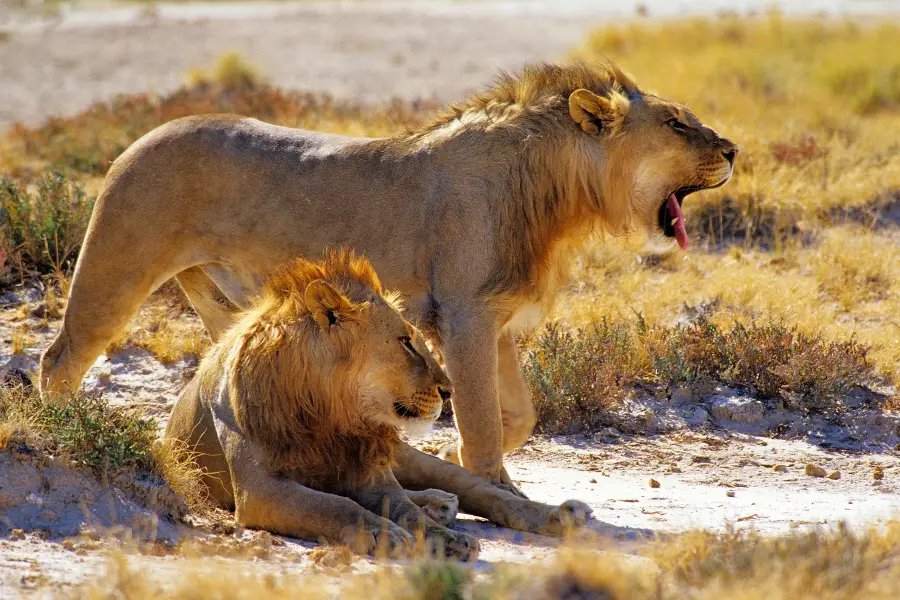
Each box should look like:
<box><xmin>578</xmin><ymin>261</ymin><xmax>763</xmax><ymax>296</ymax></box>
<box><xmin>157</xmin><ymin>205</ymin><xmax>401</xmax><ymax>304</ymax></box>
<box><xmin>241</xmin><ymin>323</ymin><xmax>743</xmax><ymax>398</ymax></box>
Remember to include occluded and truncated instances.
<box><xmin>2</xmin><ymin>0</ymin><xmax>899</xmax><ymax>127</ymax></box>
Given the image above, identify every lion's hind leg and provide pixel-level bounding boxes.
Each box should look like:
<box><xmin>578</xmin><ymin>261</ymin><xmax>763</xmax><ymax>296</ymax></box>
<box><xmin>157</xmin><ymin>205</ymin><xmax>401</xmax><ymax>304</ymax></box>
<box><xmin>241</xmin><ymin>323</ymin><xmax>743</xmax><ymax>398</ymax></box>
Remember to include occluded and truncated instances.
<box><xmin>175</xmin><ymin>266</ymin><xmax>240</xmax><ymax>342</ymax></box>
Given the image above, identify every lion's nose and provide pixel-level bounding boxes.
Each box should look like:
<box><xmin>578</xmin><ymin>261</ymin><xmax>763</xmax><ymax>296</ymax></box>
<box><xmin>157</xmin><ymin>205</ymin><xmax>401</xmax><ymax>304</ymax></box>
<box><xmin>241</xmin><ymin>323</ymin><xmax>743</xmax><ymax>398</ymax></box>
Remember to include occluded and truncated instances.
<box><xmin>722</xmin><ymin>148</ymin><xmax>737</xmax><ymax>165</ymax></box>
<box><xmin>437</xmin><ymin>386</ymin><xmax>453</xmax><ymax>401</ymax></box>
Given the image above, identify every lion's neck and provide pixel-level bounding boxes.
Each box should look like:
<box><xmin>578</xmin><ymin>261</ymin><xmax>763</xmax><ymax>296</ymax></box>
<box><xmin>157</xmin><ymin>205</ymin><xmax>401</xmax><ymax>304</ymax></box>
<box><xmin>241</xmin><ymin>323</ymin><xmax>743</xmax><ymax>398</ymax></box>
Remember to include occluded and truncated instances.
<box><xmin>425</xmin><ymin>125</ymin><xmax>604</xmax><ymax>300</ymax></box>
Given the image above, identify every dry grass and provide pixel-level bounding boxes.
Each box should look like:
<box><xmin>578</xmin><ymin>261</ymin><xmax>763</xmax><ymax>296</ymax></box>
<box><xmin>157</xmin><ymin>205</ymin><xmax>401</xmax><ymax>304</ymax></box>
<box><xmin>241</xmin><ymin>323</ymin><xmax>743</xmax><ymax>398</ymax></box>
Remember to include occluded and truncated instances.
<box><xmin>107</xmin><ymin>314</ymin><xmax>209</xmax><ymax>365</ymax></box>
<box><xmin>184</xmin><ymin>51</ymin><xmax>265</xmax><ymax>91</ymax></box>
<box><xmin>564</xmin><ymin>16</ymin><xmax>900</xmax><ymax>391</ymax></box>
<box><xmin>64</xmin><ymin>521</ymin><xmax>900</xmax><ymax>599</ymax></box>
<box><xmin>150</xmin><ymin>438</ymin><xmax>218</xmax><ymax>516</ymax></box>
<box><xmin>524</xmin><ymin>317</ymin><xmax>872</xmax><ymax>434</ymax></box>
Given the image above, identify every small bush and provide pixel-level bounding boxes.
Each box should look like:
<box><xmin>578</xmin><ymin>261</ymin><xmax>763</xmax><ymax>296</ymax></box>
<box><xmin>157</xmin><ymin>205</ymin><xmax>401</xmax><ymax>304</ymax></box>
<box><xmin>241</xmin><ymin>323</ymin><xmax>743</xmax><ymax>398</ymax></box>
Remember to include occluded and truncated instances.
<box><xmin>0</xmin><ymin>171</ymin><xmax>94</xmax><ymax>284</ymax></box>
<box><xmin>523</xmin><ymin>320</ymin><xmax>640</xmax><ymax>434</ymax></box>
<box><xmin>648</xmin><ymin>318</ymin><xmax>869</xmax><ymax>412</ymax></box>
<box><xmin>523</xmin><ymin>318</ymin><xmax>872</xmax><ymax>433</ymax></box>
<box><xmin>0</xmin><ymin>385</ymin><xmax>155</xmax><ymax>475</ymax></box>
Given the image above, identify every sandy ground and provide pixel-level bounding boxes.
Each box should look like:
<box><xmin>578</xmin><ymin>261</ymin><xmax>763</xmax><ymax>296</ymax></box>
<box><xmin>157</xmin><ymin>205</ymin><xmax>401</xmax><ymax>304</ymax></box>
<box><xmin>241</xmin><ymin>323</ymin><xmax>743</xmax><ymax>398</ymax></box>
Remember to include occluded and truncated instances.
<box><xmin>2</xmin><ymin>0</ymin><xmax>900</xmax><ymax>127</ymax></box>
<box><xmin>2</xmin><ymin>287</ymin><xmax>899</xmax><ymax>598</ymax></box>
<box><xmin>3</xmin><ymin>1</ymin><xmax>900</xmax><ymax>596</ymax></box>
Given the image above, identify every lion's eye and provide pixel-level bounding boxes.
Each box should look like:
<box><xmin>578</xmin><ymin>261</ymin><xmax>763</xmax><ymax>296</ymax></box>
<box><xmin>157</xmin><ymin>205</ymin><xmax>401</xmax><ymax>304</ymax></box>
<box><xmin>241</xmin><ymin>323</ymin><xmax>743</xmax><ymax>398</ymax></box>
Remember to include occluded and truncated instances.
<box><xmin>668</xmin><ymin>118</ymin><xmax>688</xmax><ymax>132</ymax></box>
<box><xmin>399</xmin><ymin>336</ymin><xmax>416</xmax><ymax>354</ymax></box>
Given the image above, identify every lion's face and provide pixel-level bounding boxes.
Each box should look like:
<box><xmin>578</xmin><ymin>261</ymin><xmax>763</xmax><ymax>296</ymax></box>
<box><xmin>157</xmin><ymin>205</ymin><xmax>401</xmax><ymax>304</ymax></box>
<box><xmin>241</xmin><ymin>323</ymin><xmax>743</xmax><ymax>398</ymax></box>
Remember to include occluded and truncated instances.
<box><xmin>359</xmin><ymin>301</ymin><xmax>451</xmax><ymax>438</ymax></box>
<box><xmin>569</xmin><ymin>87</ymin><xmax>737</xmax><ymax>251</ymax></box>
<box><xmin>302</xmin><ymin>271</ymin><xmax>450</xmax><ymax>439</ymax></box>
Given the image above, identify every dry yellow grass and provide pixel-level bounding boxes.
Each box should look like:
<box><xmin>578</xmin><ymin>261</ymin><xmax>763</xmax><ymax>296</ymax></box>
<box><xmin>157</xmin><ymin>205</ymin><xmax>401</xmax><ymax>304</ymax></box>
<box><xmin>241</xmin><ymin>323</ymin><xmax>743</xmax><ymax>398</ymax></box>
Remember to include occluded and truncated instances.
<box><xmin>106</xmin><ymin>305</ymin><xmax>209</xmax><ymax>365</ymax></box>
<box><xmin>565</xmin><ymin>16</ymin><xmax>900</xmax><ymax>384</ymax></box>
<box><xmin>150</xmin><ymin>438</ymin><xmax>219</xmax><ymax>517</ymax></box>
<box><xmin>65</xmin><ymin>521</ymin><xmax>900</xmax><ymax>599</ymax></box>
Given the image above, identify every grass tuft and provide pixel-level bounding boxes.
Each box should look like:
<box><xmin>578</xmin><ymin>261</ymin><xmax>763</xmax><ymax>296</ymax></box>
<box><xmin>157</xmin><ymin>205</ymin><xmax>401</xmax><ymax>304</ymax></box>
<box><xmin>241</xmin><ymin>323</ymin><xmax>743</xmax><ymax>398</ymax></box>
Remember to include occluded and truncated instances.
<box><xmin>0</xmin><ymin>171</ymin><xmax>94</xmax><ymax>284</ymax></box>
<box><xmin>0</xmin><ymin>386</ymin><xmax>157</xmax><ymax>473</ymax></box>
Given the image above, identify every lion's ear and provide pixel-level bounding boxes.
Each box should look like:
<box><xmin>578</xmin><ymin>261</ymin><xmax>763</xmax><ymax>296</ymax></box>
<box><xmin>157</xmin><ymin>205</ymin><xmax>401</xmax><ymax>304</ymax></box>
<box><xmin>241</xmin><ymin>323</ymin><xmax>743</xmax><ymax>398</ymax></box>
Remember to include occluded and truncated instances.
<box><xmin>568</xmin><ymin>88</ymin><xmax>630</xmax><ymax>135</ymax></box>
<box><xmin>305</xmin><ymin>279</ymin><xmax>355</xmax><ymax>330</ymax></box>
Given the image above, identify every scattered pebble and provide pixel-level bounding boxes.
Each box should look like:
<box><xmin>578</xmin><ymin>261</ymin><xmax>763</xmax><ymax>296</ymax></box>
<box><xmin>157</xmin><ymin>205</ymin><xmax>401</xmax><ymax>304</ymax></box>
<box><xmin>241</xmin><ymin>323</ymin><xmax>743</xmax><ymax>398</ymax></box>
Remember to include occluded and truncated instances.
<box><xmin>827</xmin><ymin>471</ymin><xmax>841</xmax><ymax>480</ymax></box>
<box><xmin>873</xmin><ymin>466</ymin><xmax>885</xmax><ymax>480</ymax></box>
<box><xmin>649</xmin><ymin>478</ymin><xmax>661</xmax><ymax>488</ymax></box>
<box><xmin>589</xmin><ymin>478</ymin><xmax>597</xmax><ymax>484</ymax></box>
<box><xmin>726</xmin><ymin>491</ymin><xmax>736</xmax><ymax>498</ymax></box>
<box><xmin>10</xmin><ymin>529</ymin><xmax>25</xmax><ymax>540</ymax></box>
<box><xmin>773</xmin><ymin>464</ymin><xmax>788</xmax><ymax>473</ymax></box>
<box><xmin>805</xmin><ymin>464</ymin><xmax>827</xmax><ymax>478</ymax></box>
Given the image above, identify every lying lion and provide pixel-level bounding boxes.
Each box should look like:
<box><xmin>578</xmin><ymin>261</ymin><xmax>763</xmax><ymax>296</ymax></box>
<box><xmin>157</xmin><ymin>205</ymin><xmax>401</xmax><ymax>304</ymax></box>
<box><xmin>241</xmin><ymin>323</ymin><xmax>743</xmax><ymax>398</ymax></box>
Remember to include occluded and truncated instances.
<box><xmin>42</xmin><ymin>61</ymin><xmax>736</xmax><ymax>490</ymax></box>
<box><xmin>165</xmin><ymin>251</ymin><xmax>591</xmax><ymax>558</ymax></box>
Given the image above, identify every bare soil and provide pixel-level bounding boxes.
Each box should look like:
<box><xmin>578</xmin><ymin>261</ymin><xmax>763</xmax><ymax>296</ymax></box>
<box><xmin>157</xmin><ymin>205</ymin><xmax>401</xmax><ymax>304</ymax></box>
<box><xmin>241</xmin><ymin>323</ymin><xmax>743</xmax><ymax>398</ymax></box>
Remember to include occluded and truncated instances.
<box><xmin>2</xmin><ymin>287</ymin><xmax>899</xmax><ymax>598</ymax></box>
<box><xmin>2</xmin><ymin>0</ymin><xmax>899</xmax><ymax>127</ymax></box>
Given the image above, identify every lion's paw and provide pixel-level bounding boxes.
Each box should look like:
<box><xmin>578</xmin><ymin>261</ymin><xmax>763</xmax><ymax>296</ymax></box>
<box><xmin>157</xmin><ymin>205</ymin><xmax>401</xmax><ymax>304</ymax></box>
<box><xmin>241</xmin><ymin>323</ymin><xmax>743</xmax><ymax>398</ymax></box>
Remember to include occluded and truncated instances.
<box><xmin>410</xmin><ymin>489</ymin><xmax>459</xmax><ymax>528</ymax></box>
<box><xmin>539</xmin><ymin>500</ymin><xmax>593</xmax><ymax>537</ymax></box>
<box><xmin>341</xmin><ymin>522</ymin><xmax>414</xmax><ymax>558</ymax></box>
<box><xmin>424</xmin><ymin>527</ymin><xmax>480</xmax><ymax>562</ymax></box>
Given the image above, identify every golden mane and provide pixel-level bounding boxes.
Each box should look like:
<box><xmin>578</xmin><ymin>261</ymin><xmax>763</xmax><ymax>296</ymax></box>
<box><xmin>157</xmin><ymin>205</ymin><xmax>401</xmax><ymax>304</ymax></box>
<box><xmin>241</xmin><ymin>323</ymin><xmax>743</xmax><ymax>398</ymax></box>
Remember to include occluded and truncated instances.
<box><xmin>405</xmin><ymin>62</ymin><xmax>645</xmax><ymax>300</ymax></box>
<box><xmin>205</xmin><ymin>250</ymin><xmax>399</xmax><ymax>490</ymax></box>
<box><xmin>418</xmin><ymin>61</ymin><xmax>641</xmax><ymax>133</ymax></box>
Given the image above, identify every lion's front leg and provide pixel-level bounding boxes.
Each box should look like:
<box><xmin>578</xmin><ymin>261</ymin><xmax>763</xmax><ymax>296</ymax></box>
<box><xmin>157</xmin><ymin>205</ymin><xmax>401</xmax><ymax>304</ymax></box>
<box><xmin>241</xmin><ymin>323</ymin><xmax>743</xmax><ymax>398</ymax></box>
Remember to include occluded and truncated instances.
<box><xmin>348</xmin><ymin>469</ymin><xmax>478</xmax><ymax>561</ymax></box>
<box><xmin>395</xmin><ymin>442</ymin><xmax>593</xmax><ymax>536</ymax></box>
<box><xmin>438</xmin><ymin>311</ymin><xmax>515</xmax><ymax>485</ymax></box>
<box><xmin>222</xmin><ymin>430</ymin><xmax>413</xmax><ymax>557</ymax></box>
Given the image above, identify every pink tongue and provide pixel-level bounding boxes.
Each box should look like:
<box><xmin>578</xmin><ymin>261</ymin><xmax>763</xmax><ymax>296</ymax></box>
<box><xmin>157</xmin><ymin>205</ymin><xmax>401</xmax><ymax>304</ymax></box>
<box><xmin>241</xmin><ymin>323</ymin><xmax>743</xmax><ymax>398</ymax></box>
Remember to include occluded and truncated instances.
<box><xmin>667</xmin><ymin>193</ymin><xmax>689</xmax><ymax>251</ymax></box>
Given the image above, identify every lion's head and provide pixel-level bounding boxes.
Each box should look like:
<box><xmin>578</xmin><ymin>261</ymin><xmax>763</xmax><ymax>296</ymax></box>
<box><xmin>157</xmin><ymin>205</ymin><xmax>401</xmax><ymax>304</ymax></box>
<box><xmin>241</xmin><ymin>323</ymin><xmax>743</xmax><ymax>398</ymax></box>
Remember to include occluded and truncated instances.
<box><xmin>219</xmin><ymin>250</ymin><xmax>449</xmax><ymax>485</ymax></box>
<box><xmin>415</xmin><ymin>62</ymin><xmax>737</xmax><ymax>271</ymax></box>
<box><xmin>567</xmin><ymin>80</ymin><xmax>737</xmax><ymax>252</ymax></box>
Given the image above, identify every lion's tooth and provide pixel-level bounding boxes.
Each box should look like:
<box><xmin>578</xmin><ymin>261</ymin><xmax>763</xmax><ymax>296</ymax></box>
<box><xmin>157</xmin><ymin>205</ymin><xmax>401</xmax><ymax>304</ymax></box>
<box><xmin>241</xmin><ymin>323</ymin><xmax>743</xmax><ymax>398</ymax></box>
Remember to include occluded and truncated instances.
<box><xmin>671</xmin><ymin>218</ymin><xmax>680</xmax><ymax>226</ymax></box>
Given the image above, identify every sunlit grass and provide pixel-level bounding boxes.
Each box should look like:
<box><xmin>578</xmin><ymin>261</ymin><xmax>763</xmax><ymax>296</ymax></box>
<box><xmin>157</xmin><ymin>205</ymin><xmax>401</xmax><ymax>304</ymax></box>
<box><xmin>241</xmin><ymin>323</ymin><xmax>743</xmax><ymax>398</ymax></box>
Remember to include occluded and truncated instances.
<box><xmin>559</xmin><ymin>17</ymin><xmax>900</xmax><ymax>388</ymax></box>
<box><xmin>66</xmin><ymin>520</ymin><xmax>900</xmax><ymax>599</ymax></box>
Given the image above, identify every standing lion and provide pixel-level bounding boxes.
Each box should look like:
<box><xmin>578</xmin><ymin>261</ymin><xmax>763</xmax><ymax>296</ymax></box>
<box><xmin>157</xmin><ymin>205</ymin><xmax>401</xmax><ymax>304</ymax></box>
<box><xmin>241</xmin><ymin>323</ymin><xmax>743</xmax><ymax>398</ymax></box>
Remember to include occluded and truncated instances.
<box><xmin>41</xmin><ymin>61</ymin><xmax>736</xmax><ymax>491</ymax></box>
<box><xmin>165</xmin><ymin>250</ymin><xmax>592</xmax><ymax>558</ymax></box>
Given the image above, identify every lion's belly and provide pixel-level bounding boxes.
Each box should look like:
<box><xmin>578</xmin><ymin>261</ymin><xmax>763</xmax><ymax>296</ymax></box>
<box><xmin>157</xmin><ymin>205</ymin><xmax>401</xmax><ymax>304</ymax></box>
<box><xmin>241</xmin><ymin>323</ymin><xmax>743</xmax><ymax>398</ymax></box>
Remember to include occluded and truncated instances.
<box><xmin>503</xmin><ymin>301</ymin><xmax>544</xmax><ymax>335</ymax></box>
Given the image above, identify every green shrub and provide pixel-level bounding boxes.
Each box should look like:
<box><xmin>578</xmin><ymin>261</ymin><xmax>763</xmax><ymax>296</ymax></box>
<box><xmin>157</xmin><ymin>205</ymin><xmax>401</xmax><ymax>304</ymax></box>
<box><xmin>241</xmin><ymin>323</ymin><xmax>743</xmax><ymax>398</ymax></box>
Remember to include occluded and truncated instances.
<box><xmin>0</xmin><ymin>385</ymin><xmax>156</xmax><ymax>475</ymax></box>
<box><xmin>0</xmin><ymin>171</ymin><xmax>94</xmax><ymax>284</ymax></box>
<box><xmin>523</xmin><ymin>320</ymin><xmax>641</xmax><ymax>434</ymax></box>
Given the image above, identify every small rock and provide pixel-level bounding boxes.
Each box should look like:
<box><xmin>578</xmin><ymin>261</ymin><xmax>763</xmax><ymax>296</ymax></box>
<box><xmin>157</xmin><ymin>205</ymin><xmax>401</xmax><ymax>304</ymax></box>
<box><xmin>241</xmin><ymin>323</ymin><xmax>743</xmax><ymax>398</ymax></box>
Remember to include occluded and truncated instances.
<box><xmin>649</xmin><ymin>478</ymin><xmax>661</xmax><ymax>488</ymax></box>
<box><xmin>10</xmin><ymin>529</ymin><xmax>25</xmax><ymax>540</ymax></box>
<box><xmin>709</xmin><ymin>395</ymin><xmax>765</xmax><ymax>425</ymax></box>
<box><xmin>692</xmin><ymin>455</ymin><xmax>712</xmax><ymax>464</ymax></box>
<box><xmin>773</xmin><ymin>464</ymin><xmax>788</xmax><ymax>473</ymax></box>
<box><xmin>873</xmin><ymin>466</ymin><xmax>885</xmax><ymax>481</ymax></box>
<box><xmin>827</xmin><ymin>471</ymin><xmax>841</xmax><ymax>480</ymax></box>
<box><xmin>589</xmin><ymin>478</ymin><xmax>597</xmax><ymax>484</ymax></box>
<box><xmin>29</xmin><ymin>302</ymin><xmax>48</xmax><ymax>318</ymax></box>
<box><xmin>726</xmin><ymin>491</ymin><xmax>736</xmax><ymax>498</ymax></box>
<box><xmin>805</xmin><ymin>464</ymin><xmax>827</xmax><ymax>478</ymax></box>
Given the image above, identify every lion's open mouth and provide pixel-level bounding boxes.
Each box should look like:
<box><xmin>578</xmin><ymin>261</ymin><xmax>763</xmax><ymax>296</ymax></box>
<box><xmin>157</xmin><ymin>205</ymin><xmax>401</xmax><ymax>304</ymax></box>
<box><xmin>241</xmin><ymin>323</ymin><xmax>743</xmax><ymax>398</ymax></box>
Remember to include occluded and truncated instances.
<box><xmin>393</xmin><ymin>401</ymin><xmax>420</xmax><ymax>419</ymax></box>
<box><xmin>658</xmin><ymin>185</ymin><xmax>706</xmax><ymax>251</ymax></box>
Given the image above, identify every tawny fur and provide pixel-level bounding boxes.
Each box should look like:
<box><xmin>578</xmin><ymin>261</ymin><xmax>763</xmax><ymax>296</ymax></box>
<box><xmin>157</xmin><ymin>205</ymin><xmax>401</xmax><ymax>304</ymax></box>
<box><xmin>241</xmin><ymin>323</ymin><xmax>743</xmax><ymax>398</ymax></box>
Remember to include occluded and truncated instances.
<box><xmin>42</xmin><ymin>61</ymin><xmax>737</xmax><ymax>486</ymax></box>
<box><xmin>207</xmin><ymin>251</ymin><xmax>402</xmax><ymax>489</ymax></box>
<box><xmin>165</xmin><ymin>252</ymin><xmax>594</xmax><ymax>557</ymax></box>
